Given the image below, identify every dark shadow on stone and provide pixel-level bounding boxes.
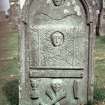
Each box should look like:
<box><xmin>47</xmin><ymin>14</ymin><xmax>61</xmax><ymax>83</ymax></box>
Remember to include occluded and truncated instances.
<box><xmin>96</xmin><ymin>13</ymin><xmax>100</xmax><ymax>36</ymax></box>
<box><xmin>2</xmin><ymin>79</ymin><xmax>19</xmax><ymax>105</ymax></box>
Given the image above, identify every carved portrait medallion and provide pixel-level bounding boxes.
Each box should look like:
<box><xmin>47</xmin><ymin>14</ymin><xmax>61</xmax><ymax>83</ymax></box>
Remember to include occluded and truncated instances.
<box><xmin>51</xmin><ymin>31</ymin><xmax>64</xmax><ymax>47</ymax></box>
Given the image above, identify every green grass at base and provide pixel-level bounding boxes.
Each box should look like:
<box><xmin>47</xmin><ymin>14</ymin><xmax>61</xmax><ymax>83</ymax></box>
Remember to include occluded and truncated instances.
<box><xmin>94</xmin><ymin>36</ymin><xmax>105</xmax><ymax>102</ymax></box>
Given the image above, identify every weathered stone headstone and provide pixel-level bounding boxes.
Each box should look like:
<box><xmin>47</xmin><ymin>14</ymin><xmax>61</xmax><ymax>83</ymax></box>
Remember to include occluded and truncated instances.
<box><xmin>99</xmin><ymin>0</ymin><xmax>105</xmax><ymax>36</ymax></box>
<box><xmin>19</xmin><ymin>0</ymin><xmax>96</xmax><ymax>105</ymax></box>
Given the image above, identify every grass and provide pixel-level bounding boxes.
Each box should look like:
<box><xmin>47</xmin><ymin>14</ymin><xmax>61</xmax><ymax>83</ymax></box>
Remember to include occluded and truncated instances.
<box><xmin>0</xmin><ymin>31</ymin><xmax>105</xmax><ymax>105</ymax></box>
<box><xmin>0</xmin><ymin>31</ymin><xmax>19</xmax><ymax>105</ymax></box>
<box><xmin>94</xmin><ymin>36</ymin><xmax>105</xmax><ymax>104</ymax></box>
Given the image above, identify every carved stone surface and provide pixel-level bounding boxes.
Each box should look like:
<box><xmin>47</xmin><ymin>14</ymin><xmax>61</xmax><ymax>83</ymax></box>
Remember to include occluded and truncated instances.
<box><xmin>51</xmin><ymin>31</ymin><xmax>64</xmax><ymax>47</ymax></box>
<box><xmin>19</xmin><ymin>0</ymin><xmax>96</xmax><ymax>105</ymax></box>
<box><xmin>30</xmin><ymin>79</ymin><xmax>83</xmax><ymax>105</ymax></box>
<box><xmin>99</xmin><ymin>0</ymin><xmax>105</xmax><ymax>36</ymax></box>
<box><xmin>52</xmin><ymin>0</ymin><xmax>65</xmax><ymax>6</ymax></box>
<box><xmin>73</xmin><ymin>80</ymin><xmax>79</xmax><ymax>99</ymax></box>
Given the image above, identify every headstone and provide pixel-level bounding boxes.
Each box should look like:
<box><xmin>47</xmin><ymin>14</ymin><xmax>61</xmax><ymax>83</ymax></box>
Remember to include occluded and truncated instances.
<box><xmin>19</xmin><ymin>0</ymin><xmax>96</xmax><ymax>105</ymax></box>
<box><xmin>99</xmin><ymin>0</ymin><xmax>105</xmax><ymax>36</ymax></box>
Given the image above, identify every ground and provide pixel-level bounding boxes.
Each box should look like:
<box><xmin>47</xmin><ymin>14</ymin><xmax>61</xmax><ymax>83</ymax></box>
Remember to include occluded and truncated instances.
<box><xmin>0</xmin><ymin>19</ymin><xmax>18</xmax><ymax>105</ymax></box>
<box><xmin>94</xmin><ymin>36</ymin><xmax>105</xmax><ymax>105</ymax></box>
<box><xmin>0</xmin><ymin>19</ymin><xmax>105</xmax><ymax>105</ymax></box>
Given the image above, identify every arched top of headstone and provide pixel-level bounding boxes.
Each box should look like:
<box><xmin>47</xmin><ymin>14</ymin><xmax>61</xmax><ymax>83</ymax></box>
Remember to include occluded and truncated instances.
<box><xmin>21</xmin><ymin>0</ymin><xmax>96</xmax><ymax>24</ymax></box>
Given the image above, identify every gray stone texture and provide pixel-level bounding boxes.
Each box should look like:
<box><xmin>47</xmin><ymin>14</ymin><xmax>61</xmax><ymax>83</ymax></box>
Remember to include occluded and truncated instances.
<box><xmin>19</xmin><ymin>0</ymin><xmax>96</xmax><ymax>105</ymax></box>
<box><xmin>99</xmin><ymin>0</ymin><xmax>105</xmax><ymax>36</ymax></box>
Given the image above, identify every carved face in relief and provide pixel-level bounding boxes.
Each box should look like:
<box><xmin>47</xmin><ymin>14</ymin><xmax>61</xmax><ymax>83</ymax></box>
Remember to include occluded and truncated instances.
<box><xmin>51</xmin><ymin>31</ymin><xmax>64</xmax><ymax>47</ymax></box>
<box><xmin>51</xmin><ymin>80</ymin><xmax>63</xmax><ymax>92</ymax></box>
<box><xmin>52</xmin><ymin>0</ymin><xmax>65</xmax><ymax>6</ymax></box>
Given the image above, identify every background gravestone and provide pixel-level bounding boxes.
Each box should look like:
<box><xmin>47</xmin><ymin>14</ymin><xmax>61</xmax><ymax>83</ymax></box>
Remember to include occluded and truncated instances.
<box><xmin>99</xmin><ymin>0</ymin><xmax>105</xmax><ymax>36</ymax></box>
<box><xmin>19</xmin><ymin>0</ymin><xmax>96</xmax><ymax>105</ymax></box>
